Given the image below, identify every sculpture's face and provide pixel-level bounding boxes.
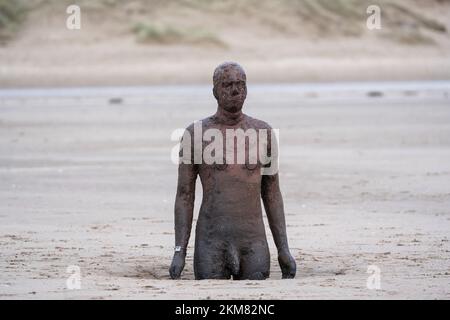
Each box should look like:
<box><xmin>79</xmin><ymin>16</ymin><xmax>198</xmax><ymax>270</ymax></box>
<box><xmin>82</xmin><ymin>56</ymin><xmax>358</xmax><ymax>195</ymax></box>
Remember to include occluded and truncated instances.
<box><xmin>214</xmin><ymin>67</ymin><xmax>247</xmax><ymax>113</ymax></box>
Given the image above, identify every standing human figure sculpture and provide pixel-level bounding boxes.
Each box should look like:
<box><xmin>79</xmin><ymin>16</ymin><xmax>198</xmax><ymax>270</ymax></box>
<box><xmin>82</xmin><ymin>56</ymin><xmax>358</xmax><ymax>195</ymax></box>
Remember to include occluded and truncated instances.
<box><xmin>169</xmin><ymin>62</ymin><xmax>296</xmax><ymax>280</ymax></box>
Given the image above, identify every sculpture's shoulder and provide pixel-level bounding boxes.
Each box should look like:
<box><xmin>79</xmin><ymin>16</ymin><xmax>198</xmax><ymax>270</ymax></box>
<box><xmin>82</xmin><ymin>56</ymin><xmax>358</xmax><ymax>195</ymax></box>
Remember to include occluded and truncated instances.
<box><xmin>243</xmin><ymin>114</ymin><xmax>273</xmax><ymax>131</ymax></box>
<box><xmin>244</xmin><ymin>115</ymin><xmax>277</xmax><ymax>153</ymax></box>
<box><xmin>184</xmin><ymin>116</ymin><xmax>216</xmax><ymax>134</ymax></box>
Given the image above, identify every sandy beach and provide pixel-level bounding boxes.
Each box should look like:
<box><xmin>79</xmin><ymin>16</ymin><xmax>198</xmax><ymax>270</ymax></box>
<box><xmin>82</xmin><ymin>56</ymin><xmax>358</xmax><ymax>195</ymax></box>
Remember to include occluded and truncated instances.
<box><xmin>0</xmin><ymin>82</ymin><xmax>449</xmax><ymax>299</ymax></box>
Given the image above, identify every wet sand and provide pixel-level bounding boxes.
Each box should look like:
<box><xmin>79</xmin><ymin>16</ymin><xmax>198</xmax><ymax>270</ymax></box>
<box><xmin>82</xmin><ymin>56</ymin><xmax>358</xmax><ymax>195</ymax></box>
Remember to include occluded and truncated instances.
<box><xmin>0</xmin><ymin>82</ymin><xmax>450</xmax><ymax>299</ymax></box>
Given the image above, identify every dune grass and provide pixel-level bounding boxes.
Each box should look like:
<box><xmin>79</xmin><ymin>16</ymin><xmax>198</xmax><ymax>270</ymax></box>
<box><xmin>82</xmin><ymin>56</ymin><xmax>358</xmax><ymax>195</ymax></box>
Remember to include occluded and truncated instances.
<box><xmin>131</xmin><ymin>22</ymin><xmax>226</xmax><ymax>47</ymax></box>
<box><xmin>0</xmin><ymin>0</ymin><xmax>27</xmax><ymax>43</ymax></box>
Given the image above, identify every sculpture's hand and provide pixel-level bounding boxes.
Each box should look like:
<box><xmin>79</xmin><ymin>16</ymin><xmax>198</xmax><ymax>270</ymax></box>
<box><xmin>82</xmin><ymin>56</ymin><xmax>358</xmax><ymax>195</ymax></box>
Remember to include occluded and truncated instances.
<box><xmin>278</xmin><ymin>249</ymin><xmax>296</xmax><ymax>279</ymax></box>
<box><xmin>169</xmin><ymin>252</ymin><xmax>185</xmax><ymax>279</ymax></box>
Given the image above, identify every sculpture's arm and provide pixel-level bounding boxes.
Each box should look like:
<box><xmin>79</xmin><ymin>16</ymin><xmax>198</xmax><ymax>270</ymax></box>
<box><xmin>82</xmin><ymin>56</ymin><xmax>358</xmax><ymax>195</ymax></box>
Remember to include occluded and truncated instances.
<box><xmin>261</xmin><ymin>173</ymin><xmax>289</xmax><ymax>251</ymax></box>
<box><xmin>174</xmin><ymin>162</ymin><xmax>197</xmax><ymax>251</ymax></box>
<box><xmin>260</xmin><ymin>123</ymin><xmax>296</xmax><ymax>278</ymax></box>
<box><xmin>261</xmin><ymin>173</ymin><xmax>296</xmax><ymax>279</ymax></box>
<box><xmin>169</xmin><ymin>162</ymin><xmax>197</xmax><ymax>279</ymax></box>
<box><xmin>169</xmin><ymin>124</ymin><xmax>198</xmax><ymax>279</ymax></box>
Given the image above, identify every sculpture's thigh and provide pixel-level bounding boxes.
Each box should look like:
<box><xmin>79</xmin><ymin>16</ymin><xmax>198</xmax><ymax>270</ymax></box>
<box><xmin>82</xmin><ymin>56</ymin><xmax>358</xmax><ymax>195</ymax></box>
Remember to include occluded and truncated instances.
<box><xmin>235</xmin><ymin>242</ymin><xmax>270</xmax><ymax>280</ymax></box>
<box><xmin>194</xmin><ymin>239</ymin><xmax>230</xmax><ymax>280</ymax></box>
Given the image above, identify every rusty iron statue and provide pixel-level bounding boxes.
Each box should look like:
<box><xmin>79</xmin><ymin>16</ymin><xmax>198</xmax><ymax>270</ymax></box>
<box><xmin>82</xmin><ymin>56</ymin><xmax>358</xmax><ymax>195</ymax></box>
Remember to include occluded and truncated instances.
<box><xmin>169</xmin><ymin>62</ymin><xmax>296</xmax><ymax>280</ymax></box>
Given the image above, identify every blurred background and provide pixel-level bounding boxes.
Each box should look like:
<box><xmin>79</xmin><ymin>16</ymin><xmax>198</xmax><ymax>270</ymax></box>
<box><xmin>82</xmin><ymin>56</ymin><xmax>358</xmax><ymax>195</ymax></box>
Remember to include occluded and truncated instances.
<box><xmin>1</xmin><ymin>0</ymin><xmax>449</xmax><ymax>86</ymax></box>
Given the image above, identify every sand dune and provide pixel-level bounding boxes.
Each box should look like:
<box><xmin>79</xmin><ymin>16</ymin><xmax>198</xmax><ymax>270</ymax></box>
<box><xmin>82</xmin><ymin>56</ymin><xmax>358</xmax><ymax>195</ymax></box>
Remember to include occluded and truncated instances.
<box><xmin>1</xmin><ymin>0</ymin><xmax>449</xmax><ymax>86</ymax></box>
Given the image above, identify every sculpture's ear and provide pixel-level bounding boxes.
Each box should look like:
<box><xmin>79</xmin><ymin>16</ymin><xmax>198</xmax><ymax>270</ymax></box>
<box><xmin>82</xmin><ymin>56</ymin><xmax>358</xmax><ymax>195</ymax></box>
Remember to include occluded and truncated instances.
<box><xmin>213</xmin><ymin>86</ymin><xmax>218</xmax><ymax>100</ymax></box>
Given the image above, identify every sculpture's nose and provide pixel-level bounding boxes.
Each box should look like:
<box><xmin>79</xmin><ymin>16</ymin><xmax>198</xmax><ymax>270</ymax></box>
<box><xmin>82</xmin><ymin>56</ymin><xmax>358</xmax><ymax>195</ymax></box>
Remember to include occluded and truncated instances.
<box><xmin>231</xmin><ymin>84</ymin><xmax>239</xmax><ymax>96</ymax></box>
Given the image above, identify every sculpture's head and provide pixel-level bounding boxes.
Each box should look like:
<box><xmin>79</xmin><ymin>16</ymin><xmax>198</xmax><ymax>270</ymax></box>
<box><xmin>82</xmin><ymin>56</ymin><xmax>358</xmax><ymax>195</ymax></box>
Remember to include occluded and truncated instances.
<box><xmin>213</xmin><ymin>62</ymin><xmax>247</xmax><ymax>113</ymax></box>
